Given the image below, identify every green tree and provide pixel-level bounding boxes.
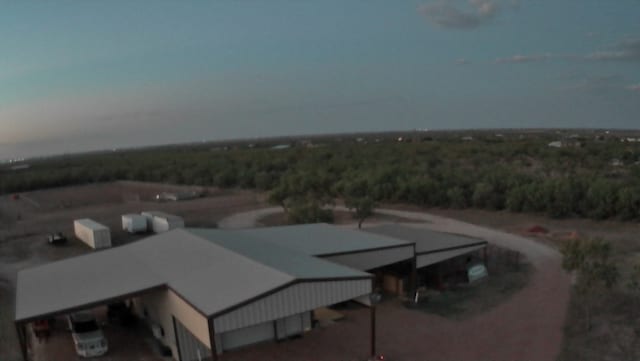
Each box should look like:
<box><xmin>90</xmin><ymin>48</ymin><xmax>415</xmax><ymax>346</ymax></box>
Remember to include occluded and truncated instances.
<box><xmin>584</xmin><ymin>178</ymin><xmax>619</xmax><ymax>219</ymax></box>
<box><xmin>627</xmin><ymin>264</ymin><xmax>640</xmax><ymax>319</ymax></box>
<box><xmin>287</xmin><ymin>197</ymin><xmax>334</xmax><ymax>224</ymax></box>
<box><xmin>446</xmin><ymin>187</ymin><xmax>468</xmax><ymax>209</ymax></box>
<box><xmin>616</xmin><ymin>187</ymin><xmax>640</xmax><ymax>221</ymax></box>
<box><xmin>346</xmin><ymin>196</ymin><xmax>376</xmax><ymax>229</ymax></box>
<box><xmin>561</xmin><ymin>238</ymin><xmax>619</xmax><ymax>331</ymax></box>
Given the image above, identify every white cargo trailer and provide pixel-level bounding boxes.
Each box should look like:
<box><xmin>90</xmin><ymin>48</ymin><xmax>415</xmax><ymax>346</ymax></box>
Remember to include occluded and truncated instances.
<box><xmin>121</xmin><ymin>214</ymin><xmax>147</xmax><ymax>234</ymax></box>
<box><xmin>73</xmin><ymin>219</ymin><xmax>111</xmax><ymax>249</ymax></box>
<box><xmin>141</xmin><ymin>211</ymin><xmax>184</xmax><ymax>234</ymax></box>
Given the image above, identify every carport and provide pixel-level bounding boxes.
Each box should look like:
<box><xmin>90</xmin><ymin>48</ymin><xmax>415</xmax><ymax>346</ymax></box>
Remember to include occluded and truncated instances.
<box><xmin>365</xmin><ymin>224</ymin><xmax>488</xmax><ymax>287</ymax></box>
<box><xmin>15</xmin><ymin>228</ymin><xmax>374</xmax><ymax>361</ymax></box>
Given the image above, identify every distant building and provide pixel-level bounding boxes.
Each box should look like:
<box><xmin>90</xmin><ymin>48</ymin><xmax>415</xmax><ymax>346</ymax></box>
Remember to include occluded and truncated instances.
<box><xmin>610</xmin><ymin>159</ymin><xmax>624</xmax><ymax>167</ymax></box>
<box><xmin>10</xmin><ymin>164</ymin><xmax>30</xmax><ymax>171</ymax></box>
<box><xmin>155</xmin><ymin>191</ymin><xmax>202</xmax><ymax>202</ymax></box>
<box><xmin>271</xmin><ymin>144</ymin><xmax>291</xmax><ymax>150</ymax></box>
<box><xmin>548</xmin><ymin>140</ymin><xmax>581</xmax><ymax>148</ymax></box>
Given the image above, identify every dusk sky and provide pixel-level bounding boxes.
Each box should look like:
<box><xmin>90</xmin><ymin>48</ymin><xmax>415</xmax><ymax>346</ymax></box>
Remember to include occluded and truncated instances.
<box><xmin>1</xmin><ymin>1</ymin><xmax>640</xmax><ymax>159</ymax></box>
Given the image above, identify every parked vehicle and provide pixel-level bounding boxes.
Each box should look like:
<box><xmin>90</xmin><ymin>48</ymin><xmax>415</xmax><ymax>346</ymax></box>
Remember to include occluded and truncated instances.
<box><xmin>107</xmin><ymin>301</ymin><xmax>136</xmax><ymax>326</ymax></box>
<box><xmin>67</xmin><ymin>312</ymin><xmax>108</xmax><ymax>357</ymax></box>
<box><xmin>46</xmin><ymin>232</ymin><xmax>67</xmax><ymax>245</ymax></box>
<box><xmin>32</xmin><ymin>319</ymin><xmax>51</xmax><ymax>341</ymax></box>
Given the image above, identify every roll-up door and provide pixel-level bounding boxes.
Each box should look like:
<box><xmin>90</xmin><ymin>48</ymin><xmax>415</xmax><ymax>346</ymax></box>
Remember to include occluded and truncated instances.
<box><xmin>173</xmin><ymin>316</ymin><xmax>211</xmax><ymax>361</ymax></box>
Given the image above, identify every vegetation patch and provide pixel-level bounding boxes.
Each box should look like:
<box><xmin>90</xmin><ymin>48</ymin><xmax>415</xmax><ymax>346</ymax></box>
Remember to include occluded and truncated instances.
<box><xmin>3</xmin><ymin>132</ymin><xmax>640</xmax><ymax>224</ymax></box>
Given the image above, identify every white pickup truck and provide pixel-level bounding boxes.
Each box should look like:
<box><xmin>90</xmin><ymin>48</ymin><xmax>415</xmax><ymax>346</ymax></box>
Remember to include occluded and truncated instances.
<box><xmin>67</xmin><ymin>311</ymin><xmax>108</xmax><ymax>357</ymax></box>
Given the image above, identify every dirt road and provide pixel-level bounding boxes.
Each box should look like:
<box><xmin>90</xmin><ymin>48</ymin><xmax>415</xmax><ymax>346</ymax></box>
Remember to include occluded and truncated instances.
<box><xmin>218</xmin><ymin>206</ymin><xmax>571</xmax><ymax>361</ymax></box>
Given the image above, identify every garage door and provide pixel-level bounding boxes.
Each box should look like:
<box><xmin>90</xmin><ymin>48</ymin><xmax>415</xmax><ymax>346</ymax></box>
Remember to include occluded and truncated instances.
<box><xmin>220</xmin><ymin>321</ymin><xmax>275</xmax><ymax>351</ymax></box>
<box><xmin>275</xmin><ymin>313</ymin><xmax>309</xmax><ymax>340</ymax></box>
<box><xmin>173</xmin><ymin>317</ymin><xmax>211</xmax><ymax>361</ymax></box>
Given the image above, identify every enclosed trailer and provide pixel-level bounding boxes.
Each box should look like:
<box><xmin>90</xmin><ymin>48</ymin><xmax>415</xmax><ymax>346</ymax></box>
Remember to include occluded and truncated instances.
<box><xmin>73</xmin><ymin>219</ymin><xmax>111</xmax><ymax>249</ymax></box>
<box><xmin>121</xmin><ymin>214</ymin><xmax>147</xmax><ymax>234</ymax></box>
<box><xmin>141</xmin><ymin>211</ymin><xmax>184</xmax><ymax>233</ymax></box>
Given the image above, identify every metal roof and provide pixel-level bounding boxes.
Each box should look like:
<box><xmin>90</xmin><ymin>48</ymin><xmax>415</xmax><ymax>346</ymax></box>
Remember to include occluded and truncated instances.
<box><xmin>416</xmin><ymin>244</ymin><xmax>487</xmax><ymax>268</ymax></box>
<box><xmin>188</xmin><ymin>229</ymin><xmax>368</xmax><ymax>280</ymax></box>
<box><xmin>237</xmin><ymin>223</ymin><xmax>413</xmax><ymax>256</ymax></box>
<box><xmin>16</xmin><ymin>228</ymin><xmax>370</xmax><ymax>322</ymax></box>
<box><xmin>15</xmin><ymin>247</ymin><xmax>163</xmax><ymax>322</ymax></box>
<box><xmin>365</xmin><ymin>224</ymin><xmax>487</xmax><ymax>256</ymax></box>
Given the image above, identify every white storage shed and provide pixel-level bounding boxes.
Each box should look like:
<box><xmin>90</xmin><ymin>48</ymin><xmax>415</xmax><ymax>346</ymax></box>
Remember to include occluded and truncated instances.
<box><xmin>122</xmin><ymin>214</ymin><xmax>148</xmax><ymax>234</ymax></box>
<box><xmin>141</xmin><ymin>211</ymin><xmax>185</xmax><ymax>233</ymax></box>
<box><xmin>15</xmin><ymin>228</ymin><xmax>372</xmax><ymax>361</ymax></box>
<box><xmin>73</xmin><ymin>219</ymin><xmax>111</xmax><ymax>249</ymax></box>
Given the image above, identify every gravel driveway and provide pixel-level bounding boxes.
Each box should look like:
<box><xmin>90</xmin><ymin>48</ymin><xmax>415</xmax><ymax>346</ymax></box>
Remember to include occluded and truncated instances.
<box><xmin>218</xmin><ymin>206</ymin><xmax>571</xmax><ymax>361</ymax></box>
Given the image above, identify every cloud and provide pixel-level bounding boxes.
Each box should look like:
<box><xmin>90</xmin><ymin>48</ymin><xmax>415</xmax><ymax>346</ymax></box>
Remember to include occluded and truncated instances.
<box><xmin>495</xmin><ymin>54</ymin><xmax>552</xmax><ymax>64</ymax></box>
<box><xmin>586</xmin><ymin>38</ymin><xmax>640</xmax><ymax>62</ymax></box>
<box><xmin>564</xmin><ymin>75</ymin><xmax>626</xmax><ymax>95</ymax></box>
<box><xmin>627</xmin><ymin>84</ymin><xmax>640</xmax><ymax>92</ymax></box>
<box><xmin>455</xmin><ymin>58</ymin><xmax>470</xmax><ymax>65</ymax></box>
<box><xmin>418</xmin><ymin>0</ymin><xmax>501</xmax><ymax>30</ymax></box>
<box><xmin>492</xmin><ymin>37</ymin><xmax>640</xmax><ymax>66</ymax></box>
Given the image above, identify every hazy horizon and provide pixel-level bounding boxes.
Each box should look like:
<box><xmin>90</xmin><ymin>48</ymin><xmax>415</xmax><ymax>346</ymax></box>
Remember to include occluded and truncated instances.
<box><xmin>2</xmin><ymin>1</ymin><xmax>639</xmax><ymax>159</ymax></box>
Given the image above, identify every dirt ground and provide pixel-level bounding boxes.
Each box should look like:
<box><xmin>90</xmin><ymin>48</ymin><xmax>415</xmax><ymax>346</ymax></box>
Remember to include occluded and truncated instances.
<box><xmin>414</xmin><ymin>207</ymin><xmax>640</xmax><ymax>267</ymax></box>
<box><xmin>0</xmin><ymin>182</ymin><xmax>266</xmax><ymax>361</ymax></box>
<box><xmin>382</xmin><ymin>205</ymin><xmax>640</xmax><ymax>361</ymax></box>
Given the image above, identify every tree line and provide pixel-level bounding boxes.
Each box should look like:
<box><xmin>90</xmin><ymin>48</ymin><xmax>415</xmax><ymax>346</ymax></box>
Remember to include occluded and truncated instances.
<box><xmin>2</xmin><ymin>134</ymin><xmax>640</xmax><ymax>222</ymax></box>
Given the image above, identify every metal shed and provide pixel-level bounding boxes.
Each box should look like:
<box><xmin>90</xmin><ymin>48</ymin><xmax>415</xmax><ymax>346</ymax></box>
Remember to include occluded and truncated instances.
<box><xmin>73</xmin><ymin>218</ymin><xmax>111</xmax><ymax>249</ymax></box>
<box><xmin>141</xmin><ymin>211</ymin><xmax>185</xmax><ymax>233</ymax></box>
<box><xmin>15</xmin><ymin>228</ymin><xmax>372</xmax><ymax>361</ymax></box>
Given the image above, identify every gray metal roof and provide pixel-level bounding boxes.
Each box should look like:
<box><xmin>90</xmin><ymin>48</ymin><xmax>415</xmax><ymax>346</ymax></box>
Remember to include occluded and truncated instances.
<box><xmin>16</xmin><ymin>228</ymin><xmax>370</xmax><ymax>322</ymax></box>
<box><xmin>188</xmin><ymin>229</ymin><xmax>368</xmax><ymax>280</ymax></box>
<box><xmin>416</xmin><ymin>244</ymin><xmax>487</xmax><ymax>268</ymax></box>
<box><xmin>238</xmin><ymin>223</ymin><xmax>413</xmax><ymax>256</ymax></box>
<box><xmin>15</xmin><ymin>247</ymin><xmax>164</xmax><ymax>322</ymax></box>
<box><xmin>365</xmin><ymin>224</ymin><xmax>487</xmax><ymax>255</ymax></box>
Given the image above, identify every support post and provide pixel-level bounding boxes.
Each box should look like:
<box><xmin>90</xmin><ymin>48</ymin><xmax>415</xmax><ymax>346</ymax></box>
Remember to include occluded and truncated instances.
<box><xmin>15</xmin><ymin>321</ymin><xmax>28</xmax><ymax>361</ymax></box>
<box><xmin>369</xmin><ymin>277</ymin><xmax>379</xmax><ymax>360</ymax></box>
<box><xmin>207</xmin><ymin>318</ymin><xmax>218</xmax><ymax>361</ymax></box>
<box><xmin>410</xmin><ymin>244</ymin><xmax>418</xmax><ymax>295</ymax></box>
<box><xmin>370</xmin><ymin>304</ymin><xmax>376</xmax><ymax>358</ymax></box>
<box><xmin>483</xmin><ymin>247</ymin><xmax>488</xmax><ymax>268</ymax></box>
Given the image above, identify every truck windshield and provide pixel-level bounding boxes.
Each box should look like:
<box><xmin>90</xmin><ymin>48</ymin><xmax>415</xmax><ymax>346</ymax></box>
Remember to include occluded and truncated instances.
<box><xmin>72</xmin><ymin>320</ymin><xmax>99</xmax><ymax>333</ymax></box>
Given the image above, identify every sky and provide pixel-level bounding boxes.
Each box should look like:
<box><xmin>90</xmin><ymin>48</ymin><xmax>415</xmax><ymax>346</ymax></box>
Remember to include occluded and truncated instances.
<box><xmin>1</xmin><ymin>0</ymin><xmax>640</xmax><ymax>159</ymax></box>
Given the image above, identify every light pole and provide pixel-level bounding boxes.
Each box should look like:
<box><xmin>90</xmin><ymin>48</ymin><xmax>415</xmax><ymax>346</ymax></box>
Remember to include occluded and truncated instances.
<box><xmin>369</xmin><ymin>291</ymin><xmax>382</xmax><ymax>359</ymax></box>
